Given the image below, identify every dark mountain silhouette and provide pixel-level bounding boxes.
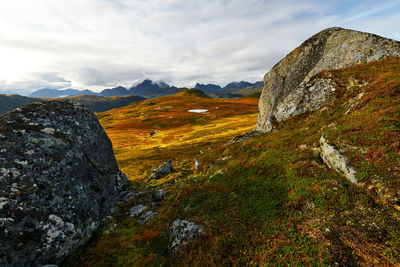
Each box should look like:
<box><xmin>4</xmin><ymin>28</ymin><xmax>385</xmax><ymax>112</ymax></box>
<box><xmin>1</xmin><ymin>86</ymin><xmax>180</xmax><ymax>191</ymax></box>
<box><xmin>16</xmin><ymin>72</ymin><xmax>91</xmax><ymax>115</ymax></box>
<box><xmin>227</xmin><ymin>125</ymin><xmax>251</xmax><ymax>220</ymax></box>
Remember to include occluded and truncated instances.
<box><xmin>194</xmin><ymin>83</ymin><xmax>222</xmax><ymax>93</ymax></box>
<box><xmin>99</xmin><ymin>86</ymin><xmax>130</xmax><ymax>97</ymax></box>
<box><xmin>129</xmin><ymin>80</ymin><xmax>184</xmax><ymax>98</ymax></box>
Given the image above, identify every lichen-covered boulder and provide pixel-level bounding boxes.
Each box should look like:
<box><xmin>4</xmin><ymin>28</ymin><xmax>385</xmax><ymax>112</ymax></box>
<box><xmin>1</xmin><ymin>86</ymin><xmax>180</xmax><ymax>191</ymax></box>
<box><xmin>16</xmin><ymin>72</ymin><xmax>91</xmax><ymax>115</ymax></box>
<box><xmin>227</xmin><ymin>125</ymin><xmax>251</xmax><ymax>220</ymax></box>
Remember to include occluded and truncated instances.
<box><xmin>0</xmin><ymin>100</ymin><xmax>127</xmax><ymax>266</ymax></box>
<box><xmin>255</xmin><ymin>27</ymin><xmax>400</xmax><ymax>132</ymax></box>
<box><xmin>169</xmin><ymin>220</ymin><xmax>203</xmax><ymax>251</ymax></box>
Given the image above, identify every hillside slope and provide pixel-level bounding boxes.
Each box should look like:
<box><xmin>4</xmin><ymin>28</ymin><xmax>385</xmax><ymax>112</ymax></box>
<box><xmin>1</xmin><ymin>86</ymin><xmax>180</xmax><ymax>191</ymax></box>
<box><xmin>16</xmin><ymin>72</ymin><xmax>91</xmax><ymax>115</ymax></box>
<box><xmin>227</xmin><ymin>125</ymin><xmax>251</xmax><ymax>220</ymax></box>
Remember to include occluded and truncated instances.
<box><xmin>96</xmin><ymin>89</ymin><xmax>258</xmax><ymax>179</ymax></box>
<box><xmin>0</xmin><ymin>94</ymin><xmax>43</xmax><ymax>115</ymax></box>
<box><xmin>65</xmin><ymin>58</ymin><xmax>400</xmax><ymax>266</ymax></box>
<box><xmin>64</xmin><ymin>94</ymin><xmax>146</xmax><ymax>112</ymax></box>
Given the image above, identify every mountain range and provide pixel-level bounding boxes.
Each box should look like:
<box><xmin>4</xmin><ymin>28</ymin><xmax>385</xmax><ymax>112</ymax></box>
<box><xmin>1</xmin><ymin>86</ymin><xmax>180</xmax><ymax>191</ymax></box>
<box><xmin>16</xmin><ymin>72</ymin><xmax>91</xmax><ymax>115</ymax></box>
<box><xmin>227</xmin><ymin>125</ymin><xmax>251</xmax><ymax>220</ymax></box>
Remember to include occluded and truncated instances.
<box><xmin>28</xmin><ymin>79</ymin><xmax>263</xmax><ymax>99</ymax></box>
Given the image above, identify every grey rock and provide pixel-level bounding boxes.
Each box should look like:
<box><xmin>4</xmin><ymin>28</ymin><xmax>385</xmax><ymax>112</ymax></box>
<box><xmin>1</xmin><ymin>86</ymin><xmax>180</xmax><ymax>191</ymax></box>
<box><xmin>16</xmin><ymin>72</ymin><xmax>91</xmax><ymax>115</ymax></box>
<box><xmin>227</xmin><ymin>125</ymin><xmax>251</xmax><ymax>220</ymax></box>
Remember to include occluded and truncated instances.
<box><xmin>319</xmin><ymin>136</ymin><xmax>358</xmax><ymax>184</ymax></box>
<box><xmin>151</xmin><ymin>202</ymin><xmax>161</xmax><ymax>208</ymax></box>
<box><xmin>194</xmin><ymin>158</ymin><xmax>199</xmax><ymax>170</ymax></box>
<box><xmin>274</xmin><ymin>77</ymin><xmax>337</xmax><ymax>122</ymax></box>
<box><xmin>138</xmin><ymin>211</ymin><xmax>159</xmax><ymax>225</ymax></box>
<box><xmin>256</xmin><ymin>27</ymin><xmax>400</xmax><ymax>132</ymax></box>
<box><xmin>116</xmin><ymin>171</ymin><xmax>128</xmax><ymax>192</ymax></box>
<box><xmin>148</xmin><ymin>160</ymin><xmax>174</xmax><ymax>180</ymax></box>
<box><xmin>0</xmin><ymin>100</ymin><xmax>127</xmax><ymax>266</ymax></box>
<box><xmin>122</xmin><ymin>190</ymin><xmax>142</xmax><ymax>202</ymax></box>
<box><xmin>152</xmin><ymin>189</ymin><xmax>167</xmax><ymax>202</ymax></box>
<box><xmin>224</xmin><ymin>131</ymin><xmax>261</xmax><ymax>146</ymax></box>
<box><xmin>129</xmin><ymin>204</ymin><xmax>147</xmax><ymax>217</ymax></box>
<box><xmin>169</xmin><ymin>220</ymin><xmax>203</xmax><ymax>251</ymax></box>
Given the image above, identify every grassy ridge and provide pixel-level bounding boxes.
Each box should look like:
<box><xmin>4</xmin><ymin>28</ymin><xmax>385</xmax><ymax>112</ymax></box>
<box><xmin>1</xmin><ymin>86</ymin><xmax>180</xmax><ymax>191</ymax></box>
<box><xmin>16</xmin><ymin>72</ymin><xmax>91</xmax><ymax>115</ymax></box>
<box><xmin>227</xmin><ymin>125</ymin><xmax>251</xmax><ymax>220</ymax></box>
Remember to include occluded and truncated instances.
<box><xmin>66</xmin><ymin>58</ymin><xmax>400</xmax><ymax>266</ymax></box>
<box><xmin>0</xmin><ymin>94</ymin><xmax>44</xmax><ymax>115</ymax></box>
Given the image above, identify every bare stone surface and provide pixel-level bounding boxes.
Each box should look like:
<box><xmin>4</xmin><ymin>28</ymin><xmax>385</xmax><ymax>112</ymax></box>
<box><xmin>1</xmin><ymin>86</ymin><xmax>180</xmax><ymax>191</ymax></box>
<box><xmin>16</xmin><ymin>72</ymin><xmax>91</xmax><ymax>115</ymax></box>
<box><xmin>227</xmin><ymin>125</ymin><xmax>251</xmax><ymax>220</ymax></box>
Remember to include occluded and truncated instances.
<box><xmin>319</xmin><ymin>136</ymin><xmax>358</xmax><ymax>184</ymax></box>
<box><xmin>129</xmin><ymin>204</ymin><xmax>147</xmax><ymax>217</ymax></box>
<box><xmin>137</xmin><ymin>211</ymin><xmax>159</xmax><ymax>225</ymax></box>
<box><xmin>149</xmin><ymin>160</ymin><xmax>174</xmax><ymax>180</ymax></box>
<box><xmin>0</xmin><ymin>100</ymin><xmax>127</xmax><ymax>266</ymax></box>
<box><xmin>169</xmin><ymin>220</ymin><xmax>203</xmax><ymax>251</ymax></box>
<box><xmin>255</xmin><ymin>27</ymin><xmax>400</xmax><ymax>132</ymax></box>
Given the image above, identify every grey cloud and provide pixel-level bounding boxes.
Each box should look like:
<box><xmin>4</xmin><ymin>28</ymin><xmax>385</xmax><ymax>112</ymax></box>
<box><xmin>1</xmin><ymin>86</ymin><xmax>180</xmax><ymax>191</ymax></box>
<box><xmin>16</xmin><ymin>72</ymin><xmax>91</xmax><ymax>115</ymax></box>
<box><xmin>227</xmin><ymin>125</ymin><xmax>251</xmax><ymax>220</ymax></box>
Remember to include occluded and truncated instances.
<box><xmin>0</xmin><ymin>0</ymin><xmax>399</xmax><ymax>93</ymax></box>
<box><xmin>0</xmin><ymin>72</ymin><xmax>71</xmax><ymax>95</ymax></box>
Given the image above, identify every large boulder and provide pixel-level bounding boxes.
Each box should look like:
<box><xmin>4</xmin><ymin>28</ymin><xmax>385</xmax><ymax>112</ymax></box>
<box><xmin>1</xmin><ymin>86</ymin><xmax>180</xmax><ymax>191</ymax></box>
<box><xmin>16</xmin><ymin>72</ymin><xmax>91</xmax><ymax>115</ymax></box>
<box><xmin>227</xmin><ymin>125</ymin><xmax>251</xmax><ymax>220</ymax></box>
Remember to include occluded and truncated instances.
<box><xmin>255</xmin><ymin>27</ymin><xmax>400</xmax><ymax>132</ymax></box>
<box><xmin>0</xmin><ymin>100</ymin><xmax>127</xmax><ymax>266</ymax></box>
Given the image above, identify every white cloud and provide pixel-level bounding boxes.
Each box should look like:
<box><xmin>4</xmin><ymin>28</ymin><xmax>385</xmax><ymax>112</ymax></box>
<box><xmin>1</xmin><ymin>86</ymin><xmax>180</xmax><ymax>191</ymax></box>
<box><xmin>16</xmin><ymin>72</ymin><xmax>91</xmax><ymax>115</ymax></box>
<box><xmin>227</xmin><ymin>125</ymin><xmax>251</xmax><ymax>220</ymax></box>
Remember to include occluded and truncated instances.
<box><xmin>0</xmin><ymin>0</ymin><xmax>399</xmax><ymax>94</ymax></box>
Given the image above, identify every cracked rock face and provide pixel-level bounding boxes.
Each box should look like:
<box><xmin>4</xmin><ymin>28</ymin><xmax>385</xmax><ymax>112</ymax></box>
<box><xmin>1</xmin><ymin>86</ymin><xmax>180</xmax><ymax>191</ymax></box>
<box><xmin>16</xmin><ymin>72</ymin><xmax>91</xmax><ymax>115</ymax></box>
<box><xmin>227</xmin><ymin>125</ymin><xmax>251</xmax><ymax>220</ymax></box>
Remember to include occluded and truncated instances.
<box><xmin>0</xmin><ymin>100</ymin><xmax>127</xmax><ymax>266</ymax></box>
<box><xmin>255</xmin><ymin>27</ymin><xmax>400</xmax><ymax>132</ymax></box>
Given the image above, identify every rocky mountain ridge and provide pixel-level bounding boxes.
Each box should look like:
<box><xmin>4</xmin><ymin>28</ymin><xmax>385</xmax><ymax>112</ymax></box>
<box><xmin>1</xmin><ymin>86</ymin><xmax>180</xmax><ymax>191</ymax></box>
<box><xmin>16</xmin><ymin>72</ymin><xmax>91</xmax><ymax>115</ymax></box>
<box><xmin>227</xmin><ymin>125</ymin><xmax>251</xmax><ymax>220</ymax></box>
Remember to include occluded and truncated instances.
<box><xmin>28</xmin><ymin>80</ymin><xmax>262</xmax><ymax>99</ymax></box>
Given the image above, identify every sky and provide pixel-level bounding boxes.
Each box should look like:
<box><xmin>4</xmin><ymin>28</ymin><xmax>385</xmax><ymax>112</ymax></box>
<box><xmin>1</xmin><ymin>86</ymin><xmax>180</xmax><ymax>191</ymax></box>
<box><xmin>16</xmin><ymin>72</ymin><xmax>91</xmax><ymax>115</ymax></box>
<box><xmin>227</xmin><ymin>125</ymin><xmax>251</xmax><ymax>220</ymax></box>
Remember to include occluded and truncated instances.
<box><xmin>0</xmin><ymin>0</ymin><xmax>400</xmax><ymax>95</ymax></box>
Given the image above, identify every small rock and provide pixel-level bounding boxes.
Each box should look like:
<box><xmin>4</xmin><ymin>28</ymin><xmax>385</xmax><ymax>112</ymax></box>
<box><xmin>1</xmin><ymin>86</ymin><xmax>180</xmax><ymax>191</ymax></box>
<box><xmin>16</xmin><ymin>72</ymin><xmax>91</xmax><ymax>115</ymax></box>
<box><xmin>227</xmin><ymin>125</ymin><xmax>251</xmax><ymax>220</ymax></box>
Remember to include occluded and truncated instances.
<box><xmin>138</xmin><ymin>211</ymin><xmax>158</xmax><ymax>225</ymax></box>
<box><xmin>129</xmin><ymin>204</ymin><xmax>147</xmax><ymax>217</ymax></box>
<box><xmin>169</xmin><ymin>220</ymin><xmax>203</xmax><ymax>251</ymax></box>
<box><xmin>298</xmin><ymin>144</ymin><xmax>308</xmax><ymax>151</ymax></box>
<box><xmin>152</xmin><ymin>189</ymin><xmax>167</xmax><ymax>202</ymax></box>
<box><xmin>149</xmin><ymin>160</ymin><xmax>174</xmax><ymax>180</ymax></box>
<box><xmin>122</xmin><ymin>190</ymin><xmax>142</xmax><ymax>202</ymax></box>
<box><xmin>319</xmin><ymin>136</ymin><xmax>358</xmax><ymax>184</ymax></box>
<box><xmin>151</xmin><ymin>202</ymin><xmax>161</xmax><ymax>208</ymax></box>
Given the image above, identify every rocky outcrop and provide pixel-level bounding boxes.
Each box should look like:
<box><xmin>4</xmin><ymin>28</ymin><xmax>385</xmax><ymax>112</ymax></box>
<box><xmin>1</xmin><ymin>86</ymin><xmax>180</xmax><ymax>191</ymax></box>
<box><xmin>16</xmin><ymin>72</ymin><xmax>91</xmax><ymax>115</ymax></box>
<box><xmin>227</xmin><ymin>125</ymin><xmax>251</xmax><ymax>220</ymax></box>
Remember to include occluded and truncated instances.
<box><xmin>0</xmin><ymin>100</ymin><xmax>127</xmax><ymax>266</ymax></box>
<box><xmin>255</xmin><ymin>27</ymin><xmax>400</xmax><ymax>132</ymax></box>
<box><xmin>169</xmin><ymin>220</ymin><xmax>203</xmax><ymax>251</ymax></box>
<box><xmin>319</xmin><ymin>136</ymin><xmax>358</xmax><ymax>184</ymax></box>
<box><xmin>152</xmin><ymin>189</ymin><xmax>167</xmax><ymax>202</ymax></box>
<box><xmin>130</xmin><ymin>204</ymin><xmax>147</xmax><ymax>217</ymax></box>
<box><xmin>149</xmin><ymin>160</ymin><xmax>174</xmax><ymax>180</ymax></box>
<box><xmin>138</xmin><ymin>211</ymin><xmax>158</xmax><ymax>225</ymax></box>
<box><xmin>273</xmin><ymin>77</ymin><xmax>337</xmax><ymax>122</ymax></box>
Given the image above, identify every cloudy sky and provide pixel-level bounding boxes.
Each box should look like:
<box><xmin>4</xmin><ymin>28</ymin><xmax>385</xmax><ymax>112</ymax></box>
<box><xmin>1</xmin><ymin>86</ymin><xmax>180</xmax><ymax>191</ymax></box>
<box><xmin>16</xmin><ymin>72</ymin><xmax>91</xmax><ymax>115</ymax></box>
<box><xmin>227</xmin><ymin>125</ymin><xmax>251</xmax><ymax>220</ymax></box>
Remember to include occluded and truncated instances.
<box><xmin>0</xmin><ymin>0</ymin><xmax>400</xmax><ymax>94</ymax></box>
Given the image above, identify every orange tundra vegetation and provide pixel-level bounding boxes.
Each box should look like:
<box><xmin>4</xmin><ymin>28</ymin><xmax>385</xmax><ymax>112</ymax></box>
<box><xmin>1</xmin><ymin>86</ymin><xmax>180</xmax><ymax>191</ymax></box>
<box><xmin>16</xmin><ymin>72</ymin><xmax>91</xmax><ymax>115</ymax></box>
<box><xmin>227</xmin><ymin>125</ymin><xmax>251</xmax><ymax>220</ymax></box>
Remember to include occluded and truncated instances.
<box><xmin>97</xmin><ymin>89</ymin><xmax>259</xmax><ymax>180</ymax></box>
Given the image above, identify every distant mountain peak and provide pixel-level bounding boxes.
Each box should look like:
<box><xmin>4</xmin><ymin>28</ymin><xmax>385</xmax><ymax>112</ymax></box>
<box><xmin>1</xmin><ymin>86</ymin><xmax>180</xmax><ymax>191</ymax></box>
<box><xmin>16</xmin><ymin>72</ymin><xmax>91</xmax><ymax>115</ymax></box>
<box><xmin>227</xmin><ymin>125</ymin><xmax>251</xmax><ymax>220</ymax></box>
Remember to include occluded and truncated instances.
<box><xmin>194</xmin><ymin>83</ymin><xmax>221</xmax><ymax>93</ymax></box>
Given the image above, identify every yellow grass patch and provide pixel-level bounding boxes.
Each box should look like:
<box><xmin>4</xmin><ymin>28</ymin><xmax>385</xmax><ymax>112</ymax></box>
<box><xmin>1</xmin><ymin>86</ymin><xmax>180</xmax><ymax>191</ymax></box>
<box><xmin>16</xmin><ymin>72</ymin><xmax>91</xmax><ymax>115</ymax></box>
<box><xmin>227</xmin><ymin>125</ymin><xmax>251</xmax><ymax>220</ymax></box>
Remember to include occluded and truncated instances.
<box><xmin>97</xmin><ymin>93</ymin><xmax>259</xmax><ymax>180</ymax></box>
